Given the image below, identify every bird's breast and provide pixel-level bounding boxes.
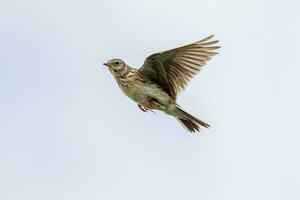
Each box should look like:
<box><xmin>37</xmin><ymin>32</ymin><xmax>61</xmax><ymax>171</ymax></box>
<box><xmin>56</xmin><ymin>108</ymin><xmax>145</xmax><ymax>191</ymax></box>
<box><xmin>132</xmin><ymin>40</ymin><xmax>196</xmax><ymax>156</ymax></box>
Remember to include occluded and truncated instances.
<box><xmin>118</xmin><ymin>77</ymin><xmax>145</xmax><ymax>102</ymax></box>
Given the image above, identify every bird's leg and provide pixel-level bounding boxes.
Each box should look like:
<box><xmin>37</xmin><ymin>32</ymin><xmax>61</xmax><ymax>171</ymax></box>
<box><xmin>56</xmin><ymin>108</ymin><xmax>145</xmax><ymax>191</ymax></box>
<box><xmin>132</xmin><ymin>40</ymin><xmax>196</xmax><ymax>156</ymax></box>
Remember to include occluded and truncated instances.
<box><xmin>138</xmin><ymin>104</ymin><xmax>156</xmax><ymax>114</ymax></box>
<box><xmin>138</xmin><ymin>104</ymin><xmax>148</xmax><ymax>112</ymax></box>
<box><xmin>147</xmin><ymin>98</ymin><xmax>160</xmax><ymax>108</ymax></box>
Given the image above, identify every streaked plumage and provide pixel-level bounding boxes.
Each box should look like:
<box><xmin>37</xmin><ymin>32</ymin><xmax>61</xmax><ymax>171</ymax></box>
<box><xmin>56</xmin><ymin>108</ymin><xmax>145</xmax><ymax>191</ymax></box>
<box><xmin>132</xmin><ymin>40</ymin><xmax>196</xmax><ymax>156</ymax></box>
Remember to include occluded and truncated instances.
<box><xmin>104</xmin><ymin>35</ymin><xmax>220</xmax><ymax>133</ymax></box>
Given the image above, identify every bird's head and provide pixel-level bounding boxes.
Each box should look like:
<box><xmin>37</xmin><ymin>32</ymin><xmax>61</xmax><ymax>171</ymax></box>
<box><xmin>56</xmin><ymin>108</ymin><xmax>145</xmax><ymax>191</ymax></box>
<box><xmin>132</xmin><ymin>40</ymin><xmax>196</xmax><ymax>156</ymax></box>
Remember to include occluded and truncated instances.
<box><xmin>103</xmin><ymin>59</ymin><xmax>128</xmax><ymax>77</ymax></box>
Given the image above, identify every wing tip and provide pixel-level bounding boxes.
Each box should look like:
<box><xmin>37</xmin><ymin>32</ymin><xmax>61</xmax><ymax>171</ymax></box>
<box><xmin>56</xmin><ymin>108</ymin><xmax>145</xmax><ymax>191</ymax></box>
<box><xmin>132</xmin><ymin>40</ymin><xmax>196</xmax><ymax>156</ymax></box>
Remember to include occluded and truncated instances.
<box><xmin>197</xmin><ymin>35</ymin><xmax>222</xmax><ymax>47</ymax></box>
<box><xmin>197</xmin><ymin>34</ymin><xmax>215</xmax><ymax>43</ymax></box>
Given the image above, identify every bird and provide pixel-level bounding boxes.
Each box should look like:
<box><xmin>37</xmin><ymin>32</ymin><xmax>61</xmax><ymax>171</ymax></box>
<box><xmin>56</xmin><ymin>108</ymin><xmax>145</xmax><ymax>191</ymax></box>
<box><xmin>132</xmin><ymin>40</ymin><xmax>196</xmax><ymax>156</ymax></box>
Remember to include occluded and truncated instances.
<box><xmin>103</xmin><ymin>35</ymin><xmax>220</xmax><ymax>133</ymax></box>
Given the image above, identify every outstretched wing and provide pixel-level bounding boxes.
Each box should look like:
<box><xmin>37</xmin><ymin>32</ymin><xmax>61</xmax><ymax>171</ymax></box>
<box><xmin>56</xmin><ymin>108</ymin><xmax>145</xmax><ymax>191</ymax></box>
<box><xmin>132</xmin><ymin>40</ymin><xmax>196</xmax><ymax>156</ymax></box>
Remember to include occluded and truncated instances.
<box><xmin>138</xmin><ymin>35</ymin><xmax>220</xmax><ymax>100</ymax></box>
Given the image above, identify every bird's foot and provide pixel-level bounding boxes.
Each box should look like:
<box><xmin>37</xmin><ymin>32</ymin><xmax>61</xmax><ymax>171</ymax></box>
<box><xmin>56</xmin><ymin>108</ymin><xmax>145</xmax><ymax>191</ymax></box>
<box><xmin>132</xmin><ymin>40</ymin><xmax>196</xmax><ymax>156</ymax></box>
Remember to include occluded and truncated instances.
<box><xmin>138</xmin><ymin>98</ymin><xmax>159</xmax><ymax>113</ymax></box>
<box><xmin>138</xmin><ymin>104</ymin><xmax>148</xmax><ymax>112</ymax></box>
<box><xmin>147</xmin><ymin>98</ymin><xmax>160</xmax><ymax>108</ymax></box>
<box><xmin>138</xmin><ymin>104</ymin><xmax>156</xmax><ymax>114</ymax></box>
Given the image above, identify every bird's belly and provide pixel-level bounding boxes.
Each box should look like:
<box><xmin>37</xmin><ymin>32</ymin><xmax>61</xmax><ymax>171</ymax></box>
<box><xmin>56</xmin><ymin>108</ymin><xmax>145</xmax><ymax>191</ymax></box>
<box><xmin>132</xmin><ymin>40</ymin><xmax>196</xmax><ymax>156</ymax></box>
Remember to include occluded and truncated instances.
<box><xmin>125</xmin><ymin>83</ymin><xmax>170</xmax><ymax>106</ymax></box>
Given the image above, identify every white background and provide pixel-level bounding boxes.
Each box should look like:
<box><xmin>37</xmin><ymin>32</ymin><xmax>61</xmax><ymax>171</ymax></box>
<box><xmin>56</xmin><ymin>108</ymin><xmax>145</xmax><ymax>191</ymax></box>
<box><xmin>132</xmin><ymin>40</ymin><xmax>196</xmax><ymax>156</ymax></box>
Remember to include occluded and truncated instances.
<box><xmin>1</xmin><ymin>0</ymin><xmax>299</xmax><ymax>200</ymax></box>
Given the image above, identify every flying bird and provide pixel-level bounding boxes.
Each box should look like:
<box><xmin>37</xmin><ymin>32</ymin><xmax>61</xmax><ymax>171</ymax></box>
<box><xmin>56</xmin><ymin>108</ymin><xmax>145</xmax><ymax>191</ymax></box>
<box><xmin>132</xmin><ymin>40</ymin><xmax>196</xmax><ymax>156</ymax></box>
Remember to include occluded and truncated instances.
<box><xmin>103</xmin><ymin>35</ymin><xmax>220</xmax><ymax>133</ymax></box>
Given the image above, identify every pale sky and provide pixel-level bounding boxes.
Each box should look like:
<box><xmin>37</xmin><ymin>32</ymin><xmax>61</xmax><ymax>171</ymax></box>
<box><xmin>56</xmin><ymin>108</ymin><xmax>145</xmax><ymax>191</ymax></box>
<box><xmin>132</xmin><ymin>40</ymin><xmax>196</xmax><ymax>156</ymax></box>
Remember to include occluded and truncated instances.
<box><xmin>1</xmin><ymin>0</ymin><xmax>300</xmax><ymax>200</ymax></box>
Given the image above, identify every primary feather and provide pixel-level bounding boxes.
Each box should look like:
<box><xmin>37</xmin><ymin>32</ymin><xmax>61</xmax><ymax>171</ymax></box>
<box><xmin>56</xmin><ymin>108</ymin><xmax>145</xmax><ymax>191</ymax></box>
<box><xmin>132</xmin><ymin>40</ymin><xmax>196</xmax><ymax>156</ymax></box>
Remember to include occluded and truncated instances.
<box><xmin>138</xmin><ymin>35</ymin><xmax>220</xmax><ymax>100</ymax></box>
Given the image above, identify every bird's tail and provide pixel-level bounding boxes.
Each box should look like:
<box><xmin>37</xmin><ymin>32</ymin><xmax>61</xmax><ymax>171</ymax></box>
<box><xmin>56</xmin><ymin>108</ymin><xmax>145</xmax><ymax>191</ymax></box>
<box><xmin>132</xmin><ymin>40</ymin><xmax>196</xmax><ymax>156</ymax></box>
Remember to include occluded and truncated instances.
<box><xmin>174</xmin><ymin>106</ymin><xmax>210</xmax><ymax>133</ymax></box>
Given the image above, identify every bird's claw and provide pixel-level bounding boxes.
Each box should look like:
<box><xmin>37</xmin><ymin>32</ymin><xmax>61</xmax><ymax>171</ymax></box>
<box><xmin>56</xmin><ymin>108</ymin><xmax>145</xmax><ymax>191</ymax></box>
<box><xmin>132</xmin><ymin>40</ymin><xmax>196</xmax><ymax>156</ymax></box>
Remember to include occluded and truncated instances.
<box><xmin>138</xmin><ymin>104</ymin><xmax>156</xmax><ymax>114</ymax></box>
<box><xmin>138</xmin><ymin>104</ymin><xmax>148</xmax><ymax>112</ymax></box>
<box><xmin>138</xmin><ymin>98</ymin><xmax>159</xmax><ymax>113</ymax></box>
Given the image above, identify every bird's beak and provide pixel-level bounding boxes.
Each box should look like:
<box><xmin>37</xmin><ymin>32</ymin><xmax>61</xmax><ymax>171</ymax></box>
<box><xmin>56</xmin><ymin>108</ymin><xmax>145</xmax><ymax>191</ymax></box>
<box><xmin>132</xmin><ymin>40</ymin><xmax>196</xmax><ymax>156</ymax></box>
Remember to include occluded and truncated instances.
<box><xmin>103</xmin><ymin>62</ymin><xmax>109</xmax><ymax>67</ymax></box>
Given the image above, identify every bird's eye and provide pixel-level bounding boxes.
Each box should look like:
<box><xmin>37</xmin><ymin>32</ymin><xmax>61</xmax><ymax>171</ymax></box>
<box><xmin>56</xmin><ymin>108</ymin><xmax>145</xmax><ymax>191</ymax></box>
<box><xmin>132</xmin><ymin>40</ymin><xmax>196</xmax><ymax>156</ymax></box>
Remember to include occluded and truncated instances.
<box><xmin>115</xmin><ymin>61</ymin><xmax>120</xmax><ymax>65</ymax></box>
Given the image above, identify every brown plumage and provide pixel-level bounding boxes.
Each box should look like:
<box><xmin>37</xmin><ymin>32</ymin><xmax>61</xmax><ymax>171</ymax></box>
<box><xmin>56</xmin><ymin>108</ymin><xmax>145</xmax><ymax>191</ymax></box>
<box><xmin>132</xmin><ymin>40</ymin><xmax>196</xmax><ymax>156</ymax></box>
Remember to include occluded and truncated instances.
<box><xmin>139</xmin><ymin>35</ymin><xmax>220</xmax><ymax>100</ymax></box>
<box><xmin>104</xmin><ymin>35</ymin><xmax>220</xmax><ymax>133</ymax></box>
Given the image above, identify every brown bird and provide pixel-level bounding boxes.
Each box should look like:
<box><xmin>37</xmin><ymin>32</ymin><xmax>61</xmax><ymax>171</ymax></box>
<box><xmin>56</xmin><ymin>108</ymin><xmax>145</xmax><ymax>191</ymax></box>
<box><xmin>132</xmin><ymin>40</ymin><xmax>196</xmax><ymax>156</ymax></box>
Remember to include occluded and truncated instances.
<box><xmin>103</xmin><ymin>35</ymin><xmax>220</xmax><ymax>133</ymax></box>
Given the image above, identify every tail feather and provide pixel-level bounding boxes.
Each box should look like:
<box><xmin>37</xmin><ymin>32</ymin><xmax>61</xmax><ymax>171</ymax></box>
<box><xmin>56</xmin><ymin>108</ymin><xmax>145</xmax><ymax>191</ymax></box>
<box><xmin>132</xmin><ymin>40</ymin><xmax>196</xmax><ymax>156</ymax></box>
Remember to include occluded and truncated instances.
<box><xmin>174</xmin><ymin>106</ymin><xmax>210</xmax><ymax>133</ymax></box>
